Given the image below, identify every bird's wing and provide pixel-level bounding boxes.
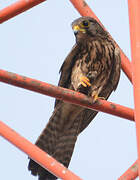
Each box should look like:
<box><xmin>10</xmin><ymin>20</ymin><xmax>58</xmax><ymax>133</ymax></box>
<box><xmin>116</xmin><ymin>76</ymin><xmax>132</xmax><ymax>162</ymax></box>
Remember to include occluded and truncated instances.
<box><xmin>58</xmin><ymin>44</ymin><xmax>80</xmax><ymax>87</ymax></box>
<box><xmin>55</xmin><ymin>44</ymin><xmax>80</xmax><ymax>107</ymax></box>
<box><xmin>110</xmin><ymin>47</ymin><xmax>121</xmax><ymax>90</ymax></box>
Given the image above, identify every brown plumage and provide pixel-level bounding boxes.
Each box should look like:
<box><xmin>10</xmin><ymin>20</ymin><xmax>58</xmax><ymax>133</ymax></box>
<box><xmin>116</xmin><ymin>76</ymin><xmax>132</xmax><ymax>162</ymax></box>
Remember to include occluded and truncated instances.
<box><xmin>28</xmin><ymin>16</ymin><xmax>121</xmax><ymax>180</ymax></box>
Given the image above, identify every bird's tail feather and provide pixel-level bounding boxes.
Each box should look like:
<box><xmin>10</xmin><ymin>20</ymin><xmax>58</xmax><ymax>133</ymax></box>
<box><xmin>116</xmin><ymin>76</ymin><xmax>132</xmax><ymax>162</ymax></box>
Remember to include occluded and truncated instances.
<box><xmin>28</xmin><ymin>104</ymin><xmax>61</xmax><ymax>180</ymax></box>
<box><xmin>28</xmin><ymin>103</ymin><xmax>81</xmax><ymax>180</ymax></box>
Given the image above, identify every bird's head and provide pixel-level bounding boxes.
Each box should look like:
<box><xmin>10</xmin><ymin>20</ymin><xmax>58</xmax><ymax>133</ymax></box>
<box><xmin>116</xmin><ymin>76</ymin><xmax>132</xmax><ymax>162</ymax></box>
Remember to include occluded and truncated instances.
<box><xmin>71</xmin><ymin>17</ymin><xmax>108</xmax><ymax>43</ymax></box>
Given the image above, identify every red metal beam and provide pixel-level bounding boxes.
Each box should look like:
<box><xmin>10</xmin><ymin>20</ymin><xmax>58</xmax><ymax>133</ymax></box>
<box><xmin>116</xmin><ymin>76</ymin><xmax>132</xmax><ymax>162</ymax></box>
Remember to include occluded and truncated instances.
<box><xmin>0</xmin><ymin>121</ymin><xmax>82</xmax><ymax>180</ymax></box>
<box><xmin>118</xmin><ymin>161</ymin><xmax>138</xmax><ymax>180</ymax></box>
<box><xmin>128</xmin><ymin>0</ymin><xmax>140</xmax><ymax>177</ymax></box>
<box><xmin>0</xmin><ymin>69</ymin><xmax>134</xmax><ymax>121</ymax></box>
<box><xmin>69</xmin><ymin>0</ymin><xmax>132</xmax><ymax>83</ymax></box>
<box><xmin>0</xmin><ymin>0</ymin><xmax>46</xmax><ymax>23</ymax></box>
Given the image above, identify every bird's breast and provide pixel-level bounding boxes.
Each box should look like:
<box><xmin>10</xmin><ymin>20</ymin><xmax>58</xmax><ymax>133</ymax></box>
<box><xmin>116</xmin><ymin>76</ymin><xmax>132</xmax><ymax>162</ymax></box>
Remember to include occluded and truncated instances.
<box><xmin>71</xmin><ymin>59</ymin><xmax>85</xmax><ymax>91</ymax></box>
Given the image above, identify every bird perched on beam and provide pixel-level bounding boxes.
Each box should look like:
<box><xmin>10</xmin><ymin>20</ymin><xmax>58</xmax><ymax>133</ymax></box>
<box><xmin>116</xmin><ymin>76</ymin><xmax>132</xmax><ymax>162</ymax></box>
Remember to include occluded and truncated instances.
<box><xmin>28</xmin><ymin>16</ymin><xmax>121</xmax><ymax>180</ymax></box>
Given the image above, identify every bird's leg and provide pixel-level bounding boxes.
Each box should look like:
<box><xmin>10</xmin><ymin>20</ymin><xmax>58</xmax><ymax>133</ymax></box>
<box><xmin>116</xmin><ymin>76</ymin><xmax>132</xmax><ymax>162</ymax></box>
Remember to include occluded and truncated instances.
<box><xmin>79</xmin><ymin>76</ymin><xmax>91</xmax><ymax>87</ymax></box>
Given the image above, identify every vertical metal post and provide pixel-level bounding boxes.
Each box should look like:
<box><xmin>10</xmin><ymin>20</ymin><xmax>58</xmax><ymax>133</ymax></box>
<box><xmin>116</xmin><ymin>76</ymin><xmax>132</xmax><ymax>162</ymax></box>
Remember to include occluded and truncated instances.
<box><xmin>128</xmin><ymin>0</ymin><xmax>140</xmax><ymax>176</ymax></box>
<box><xmin>118</xmin><ymin>160</ymin><xmax>138</xmax><ymax>180</ymax></box>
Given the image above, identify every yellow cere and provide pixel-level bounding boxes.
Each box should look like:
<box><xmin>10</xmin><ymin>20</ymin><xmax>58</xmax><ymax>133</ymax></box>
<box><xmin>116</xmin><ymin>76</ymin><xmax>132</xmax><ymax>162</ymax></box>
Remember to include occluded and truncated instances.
<box><xmin>73</xmin><ymin>25</ymin><xmax>86</xmax><ymax>33</ymax></box>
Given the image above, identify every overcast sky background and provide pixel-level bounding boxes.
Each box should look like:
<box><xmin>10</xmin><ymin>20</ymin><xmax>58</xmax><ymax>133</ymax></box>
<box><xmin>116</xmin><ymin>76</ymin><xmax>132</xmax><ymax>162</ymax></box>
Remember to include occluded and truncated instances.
<box><xmin>0</xmin><ymin>0</ymin><xmax>137</xmax><ymax>180</ymax></box>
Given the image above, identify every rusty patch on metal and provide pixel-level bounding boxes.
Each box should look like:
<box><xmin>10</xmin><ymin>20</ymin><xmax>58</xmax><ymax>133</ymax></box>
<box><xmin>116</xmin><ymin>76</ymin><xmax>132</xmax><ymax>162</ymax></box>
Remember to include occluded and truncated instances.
<box><xmin>83</xmin><ymin>0</ymin><xmax>87</xmax><ymax>7</ymax></box>
<box><xmin>7</xmin><ymin>71</ymin><xmax>17</xmax><ymax>79</ymax></box>
<box><xmin>21</xmin><ymin>75</ymin><xmax>27</xmax><ymax>81</ymax></box>
<box><xmin>110</xmin><ymin>103</ymin><xmax>116</xmax><ymax>109</ymax></box>
<box><xmin>94</xmin><ymin>99</ymin><xmax>102</xmax><ymax>105</ymax></box>
<box><xmin>63</xmin><ymin>89</ymin><xmax>76</xmax><ymax>97</ymax></box>
<box><xmin>131</xmin><ymin>163</ymin><xmax>138</xmax><ymax>172</ymax></box>
<box><xmin>31</xmin><ymin>80</ymin><xmax>41</xmax><ymax>87</ymax></box>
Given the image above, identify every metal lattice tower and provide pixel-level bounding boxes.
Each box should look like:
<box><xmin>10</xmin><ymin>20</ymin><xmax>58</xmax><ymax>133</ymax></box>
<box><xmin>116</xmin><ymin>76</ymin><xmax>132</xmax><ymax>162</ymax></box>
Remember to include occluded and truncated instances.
<box><xmin>0</xmin><ymin>0</ymin><xmax>139</xmax><ymax>179</ymax></box>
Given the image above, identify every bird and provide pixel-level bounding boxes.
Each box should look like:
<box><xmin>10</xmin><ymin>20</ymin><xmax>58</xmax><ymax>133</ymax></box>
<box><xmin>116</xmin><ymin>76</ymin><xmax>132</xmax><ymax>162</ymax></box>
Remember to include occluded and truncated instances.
<box><xmin>28</xmin><ymin>16</ymin><xmax>121</xmax><ymax>180</ymax></box>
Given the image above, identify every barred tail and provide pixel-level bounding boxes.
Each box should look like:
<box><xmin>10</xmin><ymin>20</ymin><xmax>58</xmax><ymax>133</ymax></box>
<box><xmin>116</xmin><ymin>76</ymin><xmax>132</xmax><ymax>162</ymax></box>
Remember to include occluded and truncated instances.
<box><xmin>28</xmin><ymin>104</ymin><xmax>62</xmax><ymax>180</ymax></box>
<box><xmin>28</xmin><ymin>102</ymin><xmax>82</xmax><ymax>180</ymax></box>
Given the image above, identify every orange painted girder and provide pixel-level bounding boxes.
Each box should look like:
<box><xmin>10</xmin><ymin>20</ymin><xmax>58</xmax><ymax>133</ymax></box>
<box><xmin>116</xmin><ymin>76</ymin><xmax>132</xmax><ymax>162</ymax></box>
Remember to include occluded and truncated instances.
<box><xmin>128</xmin><ymin>0</ymin><xmax>140</xmax><ymax>177</ymax></box>
<box><xmin>0</xmin><ymin>0</ymin><xmax>46</xmax><ymax>23</ymax></box>
<box><xmin>118</xmin><ymin>160</ymin><xmax>138</xmax><ymax>180</ymax></box>
<box><xmin>0</xmin><ymin>121</ymin><xmax>82</xmax><ymax>180</ymax></box>
<box><xmin>0</xmin><ymin>69</ymin><xmax>134</xmax><ymax>121</ymax></box>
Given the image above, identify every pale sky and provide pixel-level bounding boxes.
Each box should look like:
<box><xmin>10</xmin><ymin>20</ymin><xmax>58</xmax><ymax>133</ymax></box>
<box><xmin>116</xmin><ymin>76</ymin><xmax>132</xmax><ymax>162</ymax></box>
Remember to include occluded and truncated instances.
<box><xmin>0</xmin><ymin>1</ymin><xmax>137</xmax><ymax>180</ymax></box>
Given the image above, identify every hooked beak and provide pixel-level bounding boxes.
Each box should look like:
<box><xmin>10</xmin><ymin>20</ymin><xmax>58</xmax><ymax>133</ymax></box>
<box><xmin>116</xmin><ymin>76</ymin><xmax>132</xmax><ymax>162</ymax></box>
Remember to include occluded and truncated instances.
<box><xmin>72</xmin><ymin>25</ymin><xmax>86</xmax><ymax>35</ymax></box>
<box><xmin>73</xmin><ymin>25</ymin><xmax>80</xmax><ymax>35</ymax></box>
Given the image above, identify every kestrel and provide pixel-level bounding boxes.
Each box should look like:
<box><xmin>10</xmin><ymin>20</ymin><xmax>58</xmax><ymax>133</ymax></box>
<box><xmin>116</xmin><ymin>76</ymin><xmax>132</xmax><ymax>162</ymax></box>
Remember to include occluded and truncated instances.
<box><xmin>28</xmin><ymin>16</ymin><xmax>121</xmax><ymax>180</ymax></box>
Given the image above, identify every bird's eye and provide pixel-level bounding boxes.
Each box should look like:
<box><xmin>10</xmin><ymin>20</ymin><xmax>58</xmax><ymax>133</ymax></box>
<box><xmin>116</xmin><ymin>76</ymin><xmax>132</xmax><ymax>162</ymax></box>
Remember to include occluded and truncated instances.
<box><xmin>82</xmin><ymin>20</ymin><xmax>89</xmax><ymax>27</ymax></box>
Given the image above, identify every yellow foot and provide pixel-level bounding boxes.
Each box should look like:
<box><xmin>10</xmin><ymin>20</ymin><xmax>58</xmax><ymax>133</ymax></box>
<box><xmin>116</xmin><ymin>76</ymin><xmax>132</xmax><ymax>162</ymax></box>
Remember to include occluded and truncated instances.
<box><xmin>80</xmin><ymin>76</ymin><xmax>91</xmax><ymax>87</ymax></box>
<box><xmin>92</xmin><ymin>94</ymin><xmax>105</xmax><ymax>101</ymax></box>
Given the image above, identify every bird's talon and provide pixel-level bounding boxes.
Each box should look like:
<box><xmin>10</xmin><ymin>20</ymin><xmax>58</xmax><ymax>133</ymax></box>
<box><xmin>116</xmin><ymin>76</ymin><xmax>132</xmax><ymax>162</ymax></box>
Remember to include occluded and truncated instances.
<box><xmin>80</xmin><ymin>76</ymin><xmax>91</xmax><ymax>87</ymax></box>
<box><xmin>99</xmin><ymin>97</ymin><xmax>105</xmax><ymax>100</ymax></box>
<box><xmin>93</xmin><ymin>94</ymin><xmax>105</xmax><ymax>101</ymax></box>
<box><xmin>93</xmin><ymin>94</ymin><xmax>98</xmax><ymax>101</ymax></box>
<box><xmin>81</xmin><ymin>82</ymin><xmax>87</xmax><ymax>87</ymax></box>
